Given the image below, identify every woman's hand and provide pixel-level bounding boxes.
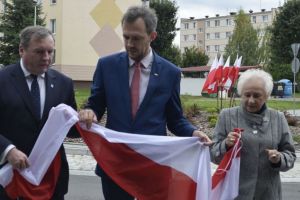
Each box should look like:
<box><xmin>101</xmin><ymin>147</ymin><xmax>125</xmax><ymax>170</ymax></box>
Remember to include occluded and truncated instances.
<box><xmin>225</xmin><ymin>131</ymin><xmax>240</xmax><ymax>148</ymax></box>
<box><xmin>265</xmin><ymin>149</ymin><xmax>281</xmax><ymax>164</ymax></box>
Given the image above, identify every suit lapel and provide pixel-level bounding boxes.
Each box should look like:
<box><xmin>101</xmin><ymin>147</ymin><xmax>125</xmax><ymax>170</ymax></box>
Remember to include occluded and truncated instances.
<box><xmin>10</xmin><ymin>63</ymin><xmax>40</xmax><ymax>121</ymax></box>
<box><xmin>42</xmin><ymin>70</ymin><xmax>56</xmax><ymax>121</ymax></box>
<box><xmin>117</xmin><ymin>53</ymin><xmax>132</xmax><ymax>119</ymax></box>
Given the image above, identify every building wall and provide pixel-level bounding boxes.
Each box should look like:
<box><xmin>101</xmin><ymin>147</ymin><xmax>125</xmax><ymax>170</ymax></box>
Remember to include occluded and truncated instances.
<box><xmin>180</xmin><ymin>8</ymin><xmax>277</xmax><ymax>64</ymax></box>
<box><xmin>42</xmin><ymin>0</ymin><xmax>141</xmax><ymax>81</ymax></box>
<box><xmin>180</xmin><ymin>78</ymin><xmax>206</xmax><ymax>96</ymax></box>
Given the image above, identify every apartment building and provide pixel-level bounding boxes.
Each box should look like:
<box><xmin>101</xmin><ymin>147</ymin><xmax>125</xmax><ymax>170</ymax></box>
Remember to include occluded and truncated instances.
<box><xmin>180</xmin><ymin>8</ymin><xmax>277</xmax><ymax>64</ymax></box>
<box><xmin>41</xmin><ymin>0</ymin><xmax>141</xmax><ymax>84</ymax></box>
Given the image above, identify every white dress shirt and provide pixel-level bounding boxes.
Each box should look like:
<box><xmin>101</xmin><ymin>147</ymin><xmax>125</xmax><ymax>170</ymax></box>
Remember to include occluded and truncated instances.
<box><xmin>128</xmin><ymin>49</ymin><xmax>153</xmax><ymax>107</ymax></box>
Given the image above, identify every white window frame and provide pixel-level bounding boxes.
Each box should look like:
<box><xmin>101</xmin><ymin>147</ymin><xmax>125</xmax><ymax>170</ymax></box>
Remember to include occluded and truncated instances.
<box><xmin>50</xmin><ymin>19</ymin><xmax>56</xmax><ymax>34</ymax></box>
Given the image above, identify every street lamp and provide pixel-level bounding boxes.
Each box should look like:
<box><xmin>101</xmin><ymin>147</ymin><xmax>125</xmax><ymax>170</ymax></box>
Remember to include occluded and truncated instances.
<box><xmin>33</xmin><ymin>0</ymin><xmax>41</xmax><ymax>26</ymax></box>
<box><xmin>141</xmin><ymin>0</ymin><xmax>150</xmax><ymax>7</ymax></box>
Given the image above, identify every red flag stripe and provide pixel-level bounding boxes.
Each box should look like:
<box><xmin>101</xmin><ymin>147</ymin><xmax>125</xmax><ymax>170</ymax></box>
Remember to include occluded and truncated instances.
<box><xmin>5</xmin><ymin>153</ymin><xmax>61</xmax><ymax>200</ymax></box>
<box><xmin>211</xmin><ymin>141</ymin><xmax>241</xmax><ymax>189</ymax></box>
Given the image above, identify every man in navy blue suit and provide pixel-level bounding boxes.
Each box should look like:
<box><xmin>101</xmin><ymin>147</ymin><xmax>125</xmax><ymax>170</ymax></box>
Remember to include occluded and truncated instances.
<box><xmin>79</xmin><ymin>6</ymin><xmax>211</xmax><ymax>200</ymax></box>
<box><xmin>0</xmin><ymin>26</ymin><xmax>78</xmax><ymax>199</ymax></box>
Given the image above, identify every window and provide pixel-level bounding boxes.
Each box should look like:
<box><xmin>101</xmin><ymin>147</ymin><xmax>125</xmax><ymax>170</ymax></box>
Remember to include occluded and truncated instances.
<box><xmin>252</xmin><ymin>16</ymin><xmax>256</xmax><ymax>23</ymax></box>
<box><xmin>226</xmin><ymin>32</ymin><xmax>231</xmax><ymax>38</ymax></box>
<box><xmin>193</xmin><ymin>22</ymin><xmax>196</xmax><ymax>28</ymax></box>
<box><xmin>262</xmin><ymin>15</ymin><xmax>268</xmax><ymax>22</ymax></box>
<box><xmin>206</xmin><ymin>33</ymin><xmax>210</xmax><ymax>39</ymax></box>
<box><xmin>198</xmin><ymin>28</ymin><xmax>203</xmax><ymax>33</ymax></box>
<box><xmin>215</xmin><ymin>20</ymin><xmax>220</xmax><ymax>27</ymax></box>
<box><xmin>193</xmin><ymin>34</ymin><xmax>196</xmax><ymax>40</ymax></box>
<box><xmin>215</xmin><ymin>32</ymin><xmax>220</xmax><ymax>39</ymax></box>
<box><xmin>215</xmin><ymin>45</ymin><xmax>220</xmax><ymax>52</ymax></box>
<box><xmin>226</xmin><ymin>19</ymin><xmax>231</xmax><ymax>26</ymax></box>
<box><xmin>52</xmin><ymin>49</ymin><xmax>56</xmax><ymax>64</ymax></box>
<box><xmin>184</xmin><ymin>23</ymin><xmax>189</xmax><ymax>29</ymax></box>
<box><xmin>50</xmin><ymin>19</ymin><xmax>56</xmax><ymax>34</ymax></box>
<box><xmin>50</xmin><ymin>0</ymin><xmax>57</xmax><ymax>4</ymax></box>
<box><xmin>184</xmin><ymin>35</ymin><xmax>188</xmax><ymax>41</ymax></box>
<box><xmin>206</xmin><ymin>46</ymin><xmax>210</xmax><ymax>52</ymax></box>
<box><xmin>206</xmin><ymin>21</ymin><xmax>210</xmax><ymax>27</ymax></box>
<box><xmin>198</xmin><ymin>40</ymin><xmax>203</xmax><ymax>44</ymax></box>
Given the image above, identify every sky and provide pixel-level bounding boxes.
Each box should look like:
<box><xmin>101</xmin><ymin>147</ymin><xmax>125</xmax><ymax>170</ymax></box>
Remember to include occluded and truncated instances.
<box><xmin>173</xmin><ymin>0</ymin><xmax>281</xmax><ymax>45</ymax></box>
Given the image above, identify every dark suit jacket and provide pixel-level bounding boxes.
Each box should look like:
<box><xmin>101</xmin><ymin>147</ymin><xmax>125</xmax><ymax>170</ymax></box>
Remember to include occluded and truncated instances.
<box><xmin>0</xmin><ymin>62</ymin><xmax>78</xmax><ymax>197</ymax></box>
<box><xmin>86</xmin><ymin>51</ymin><xmax>196</xmax><ymax>176</ymax></box>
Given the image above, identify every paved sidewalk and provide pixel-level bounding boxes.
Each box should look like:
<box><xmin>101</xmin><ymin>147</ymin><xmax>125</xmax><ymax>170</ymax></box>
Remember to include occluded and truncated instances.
<box><xmin>65</xmin><ymin>143</ymin><xmax>300</xmax><ymax>182</ymax></box>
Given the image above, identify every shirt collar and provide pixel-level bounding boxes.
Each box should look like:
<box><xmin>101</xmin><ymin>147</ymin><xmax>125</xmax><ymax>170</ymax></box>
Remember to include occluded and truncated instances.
<box><xmin>129</xmin><ymin>48</ymin><xmax>153</xmax><ymax>68</ymax></box>
<box><xmin>20</xmin><ymin>58</ymin><xmax>45</xmax><ymax>78</ymax></box>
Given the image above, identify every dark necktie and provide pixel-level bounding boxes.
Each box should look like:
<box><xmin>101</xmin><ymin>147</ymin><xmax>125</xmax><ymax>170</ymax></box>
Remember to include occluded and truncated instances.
<box><xmin>30</xmin><ymin>74</ymin><xmax>41</xmax><ymax>119</ymax></box>
<box><xmin>131</xmin><ymin>62</ymin><xmax>141</xmax><ymax>119</ymax></box>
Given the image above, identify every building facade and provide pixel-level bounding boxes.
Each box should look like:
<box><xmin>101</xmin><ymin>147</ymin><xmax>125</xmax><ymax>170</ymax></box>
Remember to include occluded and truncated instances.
<box><xmin>180</xmin><ymin>8</ymin><xmax>277</xmax><ymax>64</ymax></box>
<box><xmin>42</xmin><ymin>0</ymin><xmax>141</xmax><ymax>85</ymax></box>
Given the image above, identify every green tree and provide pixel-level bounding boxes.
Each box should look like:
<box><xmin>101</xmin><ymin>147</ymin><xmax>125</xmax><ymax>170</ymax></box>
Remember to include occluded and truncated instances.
<box><xmin>256</xmin><ymin>27</ymin><xmax>272</xmax><ymax>69</ymax></box>
<box><xmin>181</xmin><ymin>46</ymin><xmax>209</xmax><ymax>67</ymax></box>
<box><xmin>268</xmin><ymin>0</ymin><xmax>300</xmax><ymax>81</ymax></box>
<box><xmin>150</xmin><ymin>0</ymin><xmax>179</xmax><ymax>65</ymax></box>
<box><xmin>0</xmin><ymin>0</ymin><xmax>45</xmax><ymax>65</ymax></box>
<box><xmin>224</xmin><ymin>10</ymin><xmax>259</xmax><ymax>65</ymax></box>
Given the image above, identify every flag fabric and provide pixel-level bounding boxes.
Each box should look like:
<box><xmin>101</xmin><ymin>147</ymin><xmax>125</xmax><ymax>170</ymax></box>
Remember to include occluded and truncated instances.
<box><xmin>76</xmin><ymin>123</ymin><xmax>211</xmax><ymax>200</ymax></box>
<box><xmin>213</xmin><ymin>54</ymin><xmax>224</xmax><ymax>84</ymax></box>
<box><xmin>211</xmin><ymin>138</ymin><xmax>241</xmax><ymax>200</ymax></box>
<box><xmin>202</xmin><ymin>56</ymin><xmax>218</xmax><ymax>93</ymax></box>
<box><xmin>0</xmin><ymin>104</ymin><xmax>240</xmax><ymax>200</ymax></box>
<box><xmin>0</xmin><ymin>104</ymin><xmax>78</xmax><ymax>199</ymax></box>
<box><xmin>224</xmin><ymin>56</ymin><xmax>242</xmax><ymax>90</ymax></box>
<box><xmin>220</xmin><ymin>56</ymin><xmax>231</xmax><ymax>87</ymax></box>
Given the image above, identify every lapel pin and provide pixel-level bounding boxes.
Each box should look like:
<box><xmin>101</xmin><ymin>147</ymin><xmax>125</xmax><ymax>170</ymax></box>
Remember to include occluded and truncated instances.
<box><xmin>154</xmin><ymin>73</ymin><xmax>159</xmax><ymax>76</ymax></box>
<box><xmin>50</xmin><ymin>84</ymin><xmax>54</xmax><ymax>88</ymax></box>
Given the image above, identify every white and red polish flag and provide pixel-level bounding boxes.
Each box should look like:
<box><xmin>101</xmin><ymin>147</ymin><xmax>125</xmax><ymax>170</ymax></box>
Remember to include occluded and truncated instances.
<box><xmin>220</xmin><ymin>56</ymin><xmax>231</xmax><ymax>87</ymax></box>
<box><xmin>211</xmin><ymin>137</ymin><xmax>241</xmax><ymax>200</ymax></box>
<box><xmin>0</xmin><ymin>104</ymin><xmax>240</xmax><ymax>200</ymax></box>
<box><xmin>76</xmin><ymin>123</ymin><xmax>212</xmax><ymax>200</ymax></box>
<box><xmin>224</xmin><ymin>56</ymin><xmax>242</xmax><ymax>90</ymax></box>
<box><xmin>202</xmin><ymin>56</ymin><xmax>218</xmax><ymax>94</ymax></box>
<box><xmin>0</xmin><ymin>104</ymin><xmax>78</xmax><ymax>199</ymax></box>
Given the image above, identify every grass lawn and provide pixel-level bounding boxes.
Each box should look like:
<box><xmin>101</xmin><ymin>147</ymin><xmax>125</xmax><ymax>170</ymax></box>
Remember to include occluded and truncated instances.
<box><xmin>74</xmin><ymin>88</ymin><xmax>90</xmax><ymax>108</ymax></box>
<box><xmin>180</xmin><ymin>95</ymin><xmax>300</xmax><ymax>112</ymax></box>
<box><xmin>75</xmin><ymin>88</ymin><xmax>300</xmax><ymax>112</ymax></box>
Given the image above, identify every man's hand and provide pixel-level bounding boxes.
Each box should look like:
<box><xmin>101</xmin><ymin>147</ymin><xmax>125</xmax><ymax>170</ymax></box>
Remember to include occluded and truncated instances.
<box><xmin>265</xmin><ymin>149</ymin><xmax>281</xmax><ymax>164</ymax></box>
<box><xmin>6</xmin><ymin>148</ymin><xmax>29</xmax><ymax>170</ymax></box>
<box><xmin>192</xmin><ymin>130</ymin><xmax>212</xmax><ymax>145</ymax></box>
<box><xmin>78</xmin><ymin>109</ymin><xmax>98</xmax><ymax>129</ymax></box>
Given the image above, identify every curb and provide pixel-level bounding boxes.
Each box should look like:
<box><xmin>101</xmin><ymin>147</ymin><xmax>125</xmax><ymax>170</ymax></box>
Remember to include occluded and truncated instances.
<box><xmin>64</xmin><ymin>143</ymin><xmax>92</xmax><ymax>156</ymax></box>
<box><xmin>64</xmin><ymin>142</ymin><xmax>300</xmax><ymax>158</ymax></box>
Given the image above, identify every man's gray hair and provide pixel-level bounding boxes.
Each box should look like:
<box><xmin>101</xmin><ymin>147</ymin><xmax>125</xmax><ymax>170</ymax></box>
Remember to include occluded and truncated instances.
<box><xmin>20</xmin><ymin>26</ymin><xmax>53</xmax><ymax>49</ymax></box>
<box><xmin>122</xmin><ymin>6</ymin><xmax>157</xmax><ymax>34</ymax></box>
<box><xmin>237</xmin><ymin>69</ymin><xmax>273</xmax><ymax>97</ymax></box>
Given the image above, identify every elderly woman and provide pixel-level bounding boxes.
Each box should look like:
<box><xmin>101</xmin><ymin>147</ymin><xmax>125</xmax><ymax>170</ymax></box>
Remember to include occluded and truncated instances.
<box><xmin>210</xmin><ymin>69</ymin><xmax>296</xmax><ymax>200</ymax></box>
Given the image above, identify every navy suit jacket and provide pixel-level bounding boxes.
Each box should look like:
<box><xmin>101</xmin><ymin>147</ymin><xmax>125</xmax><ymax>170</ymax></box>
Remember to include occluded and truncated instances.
<box><xmin>0</xmin><ymin>63</ymin><xmax>78</xmax><ymax>197</ymax></box>
<box><xmin>87</xmin><ymin>51</ymin><xmax>196</xmax><ymax>137</ymax></box>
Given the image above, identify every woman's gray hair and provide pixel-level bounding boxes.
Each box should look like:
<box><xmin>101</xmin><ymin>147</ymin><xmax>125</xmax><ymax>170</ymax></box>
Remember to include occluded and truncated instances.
<box><xmin>237</xmin><ymin>69</ymin><xmax>273</xmax><ymax>97</ymax></box>
<box><xmin>122</xmin><ymin>6</ymin><xmax>157</xmax><ymax>34</ymax></box>
<box><xmin>20</xmin><ymin>26</ymin><xmax>53</xmax><ymax>49</ymax></box>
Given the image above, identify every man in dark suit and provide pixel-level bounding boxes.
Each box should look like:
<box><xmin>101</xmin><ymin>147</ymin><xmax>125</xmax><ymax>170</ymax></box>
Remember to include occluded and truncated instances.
<box><xmin>0</xmin><ymin>26</ymin><xmax>78</xmax><ymax>199</ymax></box>
<box><xmin>79</xmin><ymin>6</ymin><xmax>211</xmax><ymax>200</ymax></box>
